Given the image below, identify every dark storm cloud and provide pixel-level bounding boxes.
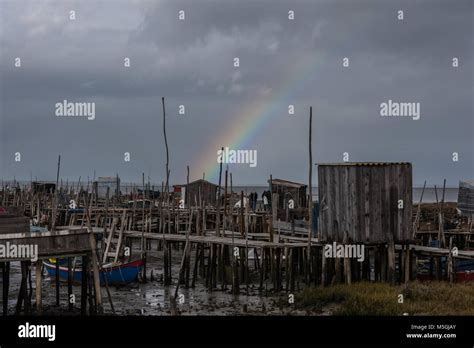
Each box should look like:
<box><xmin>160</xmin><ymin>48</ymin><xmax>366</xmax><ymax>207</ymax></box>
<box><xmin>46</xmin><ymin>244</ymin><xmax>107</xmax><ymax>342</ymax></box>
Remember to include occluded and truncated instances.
<box><xmin>0</xmin><ymin>0</ymin><xmax>472</xmax><ymax>186</ymax></box>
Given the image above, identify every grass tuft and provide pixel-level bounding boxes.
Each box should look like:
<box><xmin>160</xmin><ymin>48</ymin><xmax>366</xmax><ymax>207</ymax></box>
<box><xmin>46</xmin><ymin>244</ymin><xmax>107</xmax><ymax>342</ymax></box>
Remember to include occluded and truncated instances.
<box><xmin>296</xmin><ymin>281</ymin><xmax>474</xmax><ymax>315</ymax></box>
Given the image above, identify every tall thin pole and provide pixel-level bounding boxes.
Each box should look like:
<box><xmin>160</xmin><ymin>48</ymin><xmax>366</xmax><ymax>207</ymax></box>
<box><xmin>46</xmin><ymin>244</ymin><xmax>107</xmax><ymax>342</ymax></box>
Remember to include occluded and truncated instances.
<box><xmin>162</xmin><ymin>97</ymin><xmax>170</xmax><ymax>193</ymax></box>
<box><xmin>412</xmin><ymin>180</ymin><xmax>426</xmax><ymax>238</ymax></box>
<box><xmin>216</xmin><ymin>147</ymin><xmax>224</xmax><ymax>237</ymax></box>
<box><xmin>56</xmin><ymin>155</ymin><xmax>61</xmax><ymax>187</ymax></box>
<box><xmin>307</xmin><ymin>106</ymin><xmax>313</xmax><ymax>283</ymax></box>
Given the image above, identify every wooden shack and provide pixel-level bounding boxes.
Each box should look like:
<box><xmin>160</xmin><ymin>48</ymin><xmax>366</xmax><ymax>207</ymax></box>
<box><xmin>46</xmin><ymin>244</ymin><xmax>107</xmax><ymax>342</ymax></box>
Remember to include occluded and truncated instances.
<box><xmin>317</xmin><ymin>162</ymin><xmax>412</xmax><ymax>244</ymax></box>
<box><xmin>458</xmin><ymin>180</ymin><xmax>474</xmax><ymax>216</ymax></box>
<box><xmin>185</xmin><ymin>179</ymin><xmax>218</xmax><ymax>207</ymax></box>
<box><xmin>93</xmin><ymin>176</ymin><xmax>120</xmax><ymax>199</ymax></box>
<box><xmin>32</xmin><ymin>181</ymin><xmax>56</xmax><ymax>194</ymax></box>
<box><xmin>268</xmin><ymin>178</ymin><xmax>307</xmax><ymax>210</ymax></box>
<box><xmin>173</xmin><ymin>185</ymin><xmax>184</xmax><ymax>194</ymax></box>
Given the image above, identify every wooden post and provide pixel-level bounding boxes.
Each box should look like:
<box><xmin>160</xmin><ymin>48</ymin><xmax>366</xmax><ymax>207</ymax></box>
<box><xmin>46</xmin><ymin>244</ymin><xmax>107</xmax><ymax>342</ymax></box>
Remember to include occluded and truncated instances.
<box><xmin>404</xmin><ymin>244</ymin><xmax>411</xmax><ymax>283</ymax></box>
<box><xmin>55</xmin><ymin>259</ymin><xmax>60</xmax><ymax>306</ymax></box>
<box><xmin>284</xmin><ymin>248</ymin><xmax>290</xmax><ymax>292</ymax></box>
<box><xmin>387</xmin><ymin>240</ymin><xmax>396</xmax><ymax>285</ymax></box>
<box><xmin>244</xmin><ymin>191</ymin><xmax>250</xmax><ymax>293</ymax></box>
<box><xmin>24</xmin><ymin>259</ymin><xmax>31</xmax><ymax>311</ymax></box>
<box><xmin>16</xmin><ymin>261</ymin><xmax>29</xmax><ymax>315</ymax></box>
<box><xmin>35</xmin><ymin>260</ymin><xmax>43</xmax><ymax>314</ymax></box>
<box><xmin>231</xmin><ymin>196</ymin><xmax>238</xmax><ymax>294</ymax></box>
<box><xmin>83</xmin><ymin>197</ymin><xmax>103</xmax><ymax>314</ymax></box>
<box><xmin>271</xmin><ymin>193</ymin><xmax>278</xmax><ymax>243</ymax></box>
<box><xmin>162</xmin><ymin>97</ymin><xmax>170</xmax><ymax>193</ymax></box>
<box><xmin>434</xmin><ymin>182</ymin><xmax>447</xmax><ymax>248</ymax></box>
<box><xmin>205</xmin><ymin>244</ymin><xmax>211</xmax><ymax>288</ymax></box>
<box><xmin>185</xmin><ymin>167</ymin><xmax>192</xmax><ymax>288</ymax></box>
<box><xmin>412</xmin><ymin>181</ymin><xmax>426</xmax><ymax>239</ymax></box>
<box><xmin>209</xmin><ymin>243</ymin><xmax>217</xmax><ymax>290</ymax></box>
<box><xmin>56</xmin><ymin>155</ymin><xmax>61</xmax><ymax>188</ymax></box>
<box><xmin>288</xmin><ymin>248</ymin><xmax>295</xmax><ymax>291</ymax></box>
<box><xmin>379</xmin><ymin>245</ymin><xmax>386</xmax><ymax>281</ymax></box>
<box><xmin>162</xmin><ymin>203</ymin><xmax>170</xmax><ymax>285</ymax></box>
<box><xmin>220</xmin><ymin>167</ymin><xmax>229</xmax><ymax>288</ymax></box>
<box><xmin>67</xmin><ymin>258</ymin><xmax>73</xmax><ymax>311</ymax></box>
<box><xmin>141</xmin><ymin>173</ymin><xmax>147</xmax><ymax>282</ymax></box>
<box><xmin>174</xmin><ymin>208</ymin><xmax>193</xmax><ymax>300</ymax></box>
<box><xmin>440</xmin><ymin>179</ymin><xmax>447</xmax><ymax>248</ymax></box>
<box><xmin>216</xmin><ymin>147</ymin><xmax>224</xmax><ymax>237</ymax></box>
<box><xmin>81</xmin><ymin>255</ymin><xmax>88</xmax><ymax>315</ymax></box>
<box><xmin>410</xmin><ymin>249</ymin><xmax>416</xmax><ymax>281</ymax></box>
<box><xmin>307</xmin><ymin>106</ymin><xmax>313</xmax><ymax>284</ymax></box>
<box><xmin>2</xmin><ymin>262</ymin><xmax>10</xmax><ymax>315</ymax></box>
<box><xmin>87</xmin><ymin>266</ymin><xmax>95</xmax><ymax>315</ymax></box>
<box><xmin>269</xmin><ymin>174</ymin><xmax>273</xmax><ymax>202</ymax></box>
<box><xmin>168</xmin><ymin>243</ymin><xmax>173</xmax><ymax>284</ymax></box>
<box><xmin>447</xmin><ymin>237</ymin><xmax>454</xmax><ymax>283</ymax></box>
<box><xmin>191</xmin><ymin>243</ymin><xmax>201</xmax><ymax>288</ymax></box>
<box><xmin>321</xmin><ymin>248</ymin><xmax>327</xmax><ymax>286</ymax></box>
<box><xmin>162</xmin><ymin>97</ymin><xmax>172</xmax><ymax>286</ymax></box>
<box><xmin>275</xmin><ymin>247</ymin><xmax>281</xmax><ymax>291</ymax></box>
<box><xmin>259</xmin><ymin>248</ymin><xmax>264</xmax><ymax>293</ymax></box>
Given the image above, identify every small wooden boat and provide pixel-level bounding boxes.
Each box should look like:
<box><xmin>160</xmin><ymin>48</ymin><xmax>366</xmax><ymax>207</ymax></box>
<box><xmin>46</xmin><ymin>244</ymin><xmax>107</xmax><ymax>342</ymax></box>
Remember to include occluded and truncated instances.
<box><xmin>44</xmin><ymin>208</ymin><xmax>145</xmax><ymax>286</ymax></box>
<box><xmin>455</xmin><ymin>270</ymin><xmax>474</xmax><ymax>282</ymax></box>
<box><xmin>44</xmin><ymin>259</ymin><xmax>143</xmax><ymax>285</ymax></box>
<box><xmin>448</xmin><ymin>258</ymin><xmax>474</xmax><ymax>282</ymax></box>
<box><xmin>417</xmin><ymin>258</ymin><xmax>474</xmax><ymax>282</ymax></box>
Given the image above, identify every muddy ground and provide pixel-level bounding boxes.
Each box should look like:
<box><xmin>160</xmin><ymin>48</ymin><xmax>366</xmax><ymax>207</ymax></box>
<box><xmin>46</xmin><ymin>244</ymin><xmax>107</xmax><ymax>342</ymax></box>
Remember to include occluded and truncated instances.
<box><xmin>3</xmin><ymin>250</ymin><xmax>319</xmax><ymax>316</ymax></box>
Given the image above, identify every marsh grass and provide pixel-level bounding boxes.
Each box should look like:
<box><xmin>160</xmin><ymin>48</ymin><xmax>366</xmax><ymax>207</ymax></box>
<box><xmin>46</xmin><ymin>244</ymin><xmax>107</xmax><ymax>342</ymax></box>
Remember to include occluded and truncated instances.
<box><xmin>296</xmin><ymin>281</ymin><xmax>474</xmax><ymax>315</ymax></box>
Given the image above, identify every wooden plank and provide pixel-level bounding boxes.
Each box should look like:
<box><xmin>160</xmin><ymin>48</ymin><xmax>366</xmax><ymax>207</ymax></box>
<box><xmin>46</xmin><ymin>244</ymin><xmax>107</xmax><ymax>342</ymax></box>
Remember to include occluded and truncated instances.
<box><xmin>123</xmin><ymin>230</ymin><xmax>312</xmax><ymax>248</ymax></box>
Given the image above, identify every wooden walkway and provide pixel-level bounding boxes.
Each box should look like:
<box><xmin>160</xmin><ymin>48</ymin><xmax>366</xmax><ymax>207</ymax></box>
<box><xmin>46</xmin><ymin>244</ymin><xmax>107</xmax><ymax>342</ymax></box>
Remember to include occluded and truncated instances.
<box><xmin>410</xmin><ymin>244</ymin><xmax>474</xmax><ymax>259</ymax></box>
<box><xmin>0</xmin><ymin>228</ymin><xmax>92</xmax><ymax>260</ymax></box>
<box><xmin>57</xmin><ymin>225</ymin><xmax>318</xmax><ymax>248</ymax></box>
<box><xmin>124</xmin><ymin>230</ymin><xmax>311</xmax><ymax>248</ymax></box>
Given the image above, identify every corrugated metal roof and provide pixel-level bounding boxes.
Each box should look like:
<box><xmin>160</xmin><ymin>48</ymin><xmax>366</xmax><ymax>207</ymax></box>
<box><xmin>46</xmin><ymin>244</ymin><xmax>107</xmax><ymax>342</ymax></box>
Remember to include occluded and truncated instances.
<box><xmin>460</xmin><ymin>180</ymin><xmax>474</xmax><ymax>188</ymax></box>
<box><xmin>268</xmin><ymin>178</ymin><xmax>307</xmax><ymax>188</ymax></box>
<box><xmin>317</xmin><ymin>162</ymin><xmax>411</xmax><ymax>166</ymax></box>
<box><xmin>187</xmin><ymin>179</ymin><xmax>218</xmax><ymax>186</ymax></box>
<box><xmin>458</xmin><ymin>180</ymin><xmax>474</xmax><ymax>216</ymax></box>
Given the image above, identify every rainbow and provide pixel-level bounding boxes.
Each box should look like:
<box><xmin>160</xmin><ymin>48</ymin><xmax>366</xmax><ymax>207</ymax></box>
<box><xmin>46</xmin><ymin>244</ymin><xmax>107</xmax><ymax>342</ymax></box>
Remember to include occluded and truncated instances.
<box><xmin>194</xmin><ymin>54</ymin><xmax>320</xmax><ymax>183</ymax></box>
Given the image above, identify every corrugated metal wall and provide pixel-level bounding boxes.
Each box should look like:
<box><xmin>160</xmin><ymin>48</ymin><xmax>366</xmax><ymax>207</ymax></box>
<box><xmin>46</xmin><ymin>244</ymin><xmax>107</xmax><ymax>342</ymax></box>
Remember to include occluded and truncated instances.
<box><xmin>458</xmin><ymin>180</ymin><xmax>474</xmax><ymax>216</ymax></box>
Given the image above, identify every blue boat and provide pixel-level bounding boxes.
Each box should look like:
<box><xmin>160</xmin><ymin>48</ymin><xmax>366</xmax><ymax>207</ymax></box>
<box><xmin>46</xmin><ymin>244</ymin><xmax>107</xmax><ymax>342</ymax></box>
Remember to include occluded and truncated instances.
<box><xmin>44</xmin><ymin>259</ymin><xmax>143</xmax><ymax>285</ymax></box>
<box><xmin>30</xmin><ymin>225</ymin><xmax>48</xmax><ymax>233</ymax></box>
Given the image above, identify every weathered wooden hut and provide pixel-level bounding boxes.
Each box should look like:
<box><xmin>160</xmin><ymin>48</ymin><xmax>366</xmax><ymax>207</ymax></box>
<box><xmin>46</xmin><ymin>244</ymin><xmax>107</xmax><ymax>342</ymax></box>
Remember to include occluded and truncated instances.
<box><xmin>93</xmin><ymin>176</ymin><xmax>120</xmax><ymax>199</ymax></box>
<box><xmin>173</xmin><ymin>185</ymin><xmax>184</xmax><ymax>194</ymax></box>
<box><xmin>317</xmin><ymin>162</ymin><xmax>412</xmax><ymax>244</ymax></box>
<box><xmin>32</xmin><ymin>181</ymin><xmax>56</xmax><ymax>194</ymax></box>
<box><xmin>268</xmin><ymin>178</ymin><xmax>307</xmax><ymax>210</ymax></box>
<box><xmin>185</xmin><ymin>179</ymin><xmax>218</xmax><ymax>207</ymax></box>
<box><xmin>457</xmin><ymin>180</ymin><xmax>474</xmax><ymax>216</ymax></box>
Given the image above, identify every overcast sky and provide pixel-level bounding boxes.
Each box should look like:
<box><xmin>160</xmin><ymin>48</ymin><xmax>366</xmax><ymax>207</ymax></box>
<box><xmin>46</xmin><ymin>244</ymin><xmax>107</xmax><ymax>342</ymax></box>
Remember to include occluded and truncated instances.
<box><xmin>0</xmin><ymin>0</ymin><xmax>472</xmax><ymax>186</ymax></box>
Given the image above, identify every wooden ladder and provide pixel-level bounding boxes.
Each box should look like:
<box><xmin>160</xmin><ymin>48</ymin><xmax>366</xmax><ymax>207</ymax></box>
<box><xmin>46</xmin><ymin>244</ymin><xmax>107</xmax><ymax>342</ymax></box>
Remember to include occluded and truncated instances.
<box><xmin>102</xmin><ymin>210</ymin><xmax>126</xmax><ymax>264</ymax></box>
